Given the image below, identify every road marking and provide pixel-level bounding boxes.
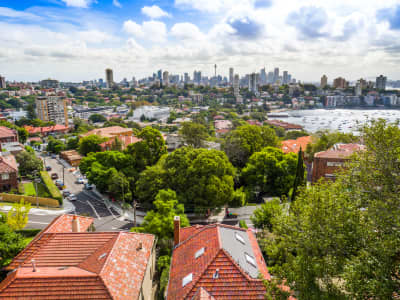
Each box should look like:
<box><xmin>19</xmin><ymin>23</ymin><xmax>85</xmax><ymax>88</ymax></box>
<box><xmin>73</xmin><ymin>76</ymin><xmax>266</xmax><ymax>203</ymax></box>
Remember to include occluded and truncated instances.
<box><xmin>87</xmin><ymin>200</ymin><xmax>101</xmax><ymax>220</ymax></box>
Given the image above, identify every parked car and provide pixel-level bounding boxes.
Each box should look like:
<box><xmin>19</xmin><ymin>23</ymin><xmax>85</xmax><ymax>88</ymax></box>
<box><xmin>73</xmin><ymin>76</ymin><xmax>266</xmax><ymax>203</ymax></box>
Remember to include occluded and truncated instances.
<box><xmin>46</xmin><ymin>166</ymin><xmax>52</xmax><ymax>171</ymax></box>
<box><xmin>76</xmin><ymin>177</ymin><xmax>85</xmax><ymax>184</ymax></box>
<box><xmin>68</xmin><ymin>194</ymin><xmax>77</xmax><ymax>201</ymax></box>
<box><xmin>51</xmin><ymin>154</ymin><xmax>57</xmax><ymax>159</ymax></box>
<box><xmin>55</xmin><ymin>180</ymin><xmax>63</xmax><ymax>187</ymax></box>
<box><xmin>62</xmin><ymin>190</ymin><xmax>71</xmax><ymax>197</ymax></box>
<box><xmin>84</xmin><ymin>183</ymin><xmax>94</xmax><ymax>190</ymax></box>
<box><xmin>51</xmin><ymin>173</ymin><xmax>58</xmax><ymax>180</ymax></box>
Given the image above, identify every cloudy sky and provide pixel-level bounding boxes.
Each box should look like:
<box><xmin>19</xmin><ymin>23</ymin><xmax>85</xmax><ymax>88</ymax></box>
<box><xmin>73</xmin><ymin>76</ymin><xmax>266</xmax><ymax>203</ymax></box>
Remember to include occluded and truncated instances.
<box><xmin>1</xmin><ymin>0</ymin><xmax>400</xmax><ymax>82</ymax></box>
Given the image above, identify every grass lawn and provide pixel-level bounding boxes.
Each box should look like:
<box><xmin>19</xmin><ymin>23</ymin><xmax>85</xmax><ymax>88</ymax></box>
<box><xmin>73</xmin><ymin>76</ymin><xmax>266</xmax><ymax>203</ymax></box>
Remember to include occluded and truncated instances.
<box><xmin>23</xmin><ymin>183</ymin><xmax>51</xmax><ymax>198</ymax></box>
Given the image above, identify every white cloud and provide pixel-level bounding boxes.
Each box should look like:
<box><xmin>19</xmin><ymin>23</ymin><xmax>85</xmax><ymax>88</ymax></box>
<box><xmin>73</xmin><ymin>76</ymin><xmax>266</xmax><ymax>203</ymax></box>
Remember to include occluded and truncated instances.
<box><xmin>113</xmin><ymin>0</ymin><xmax>122</xmax><ymax>8</ymax></box>
<box><xmin>141</xmin><ymin>5</ymin><xmax>170</xmax><ymax>19</ymax></box>
<box><xmin>123</xmin><ymin>20</ymin><xmax>167</xmax><ymax>43</ymax></box>
<box><xmin>170</xmin><ymin>23</ymin><xmax>204</xmax><ymax>40</ymax></box>
<box><xmin>0</xmin><ymin>7</ymin><xmax>40</xmax><ymax>20</ymax></box>
<box><xmin>60</xmin><ymin>0</ymin><xmax>95</xmax><ymax>8</ymax></box>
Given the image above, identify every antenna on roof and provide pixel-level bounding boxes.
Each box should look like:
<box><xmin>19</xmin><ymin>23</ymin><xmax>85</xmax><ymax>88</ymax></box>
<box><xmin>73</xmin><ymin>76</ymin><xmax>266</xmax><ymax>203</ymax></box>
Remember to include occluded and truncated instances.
<box><xmin>213</xmin><ymin>268</ymin><xmax>219</xmax><ymax>279</ymax></box>
<box><xmin>31</xmin><ymin>259</ymin><xmax>37</xmax><ymax>272</ymax></box>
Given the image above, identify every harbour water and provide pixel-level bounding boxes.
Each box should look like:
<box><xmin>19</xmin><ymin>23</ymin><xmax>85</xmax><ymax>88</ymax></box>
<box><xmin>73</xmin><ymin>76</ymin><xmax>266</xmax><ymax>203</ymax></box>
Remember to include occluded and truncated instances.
<box><xmin>269</xmin><ymin>109</ymin><xmax>400</xmax><ymax>134</ymax></box>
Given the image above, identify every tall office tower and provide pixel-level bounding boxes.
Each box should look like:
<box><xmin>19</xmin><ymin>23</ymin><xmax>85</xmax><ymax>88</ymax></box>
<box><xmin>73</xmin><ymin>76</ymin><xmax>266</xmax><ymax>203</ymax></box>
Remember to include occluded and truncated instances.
<box><xmin>283</xmin><ymin>71</ymin><xmax>289</xmax><ymax>84</ymax></box>
<box><xmin>376</xmin><ymin>75</ymin><xmax>387</xmax><ymax>90</ymax></box>
<box><xmin>260</xmin><ymin>68</ymin><xmax>267</xmax><ymax>84</ymax></box>
<box><xmin>321</xmin><ymin>75</ymin><xmax>328</xmax><ymax>88</ymax></box>
<box><xmin>157</xmin><ymin>70</ymin><xmax>162</xmax><ymax>80</ymax></box>
<box><xmin>355</xmin><ymin>81</ymin><xmax>362</xmax><ymax>96</ymax></box>
<box><xmin>0</xmin><ymin>75</ymin><xmax>6</xmax><ymax>89</ymax></box>
<box><xmin>333</xmin><ymin>77</ymin><xmax>348</xmax><ymax>89</ymax></box>
<box><xmin>267</xmin><ymin>72</ymin><xmax>274</xmax><ymax>84</ymax></box>
<box><xmin>288</xmin><ymin>74</ymin><xmax>292</xmax><ymax>83</ymax></box>
<box><xmin>36</xmin><ymin>96</ymin><xmax>68</xmax><ymax>126</ymax></box>
<box><xmin>214</xmin><ymin>64</ymin><xmax>217</xmax><ymax>77</ymax></box>
<box><xmin>249</xmin><ymin>73</ymin><xmax>258</xmax><ymax>94</ymax></box>
<box><xmin>193</xmin><ymin>71</ymin><xmax>202</xmax><ymax>85</ymax></box>
<box><xmin>274</xmin><ymin>68</ymin><xmax>279</xmax><ymax>83</ymax></box>
<box><xmin>162</xmin><ymin>71</ymin><xmax>169</xmax><ymax>87</ymax></box>
<box><xmin>184</xmin><ymin>73</ymin><xmax>189</xmax><ymax>83</ymax></box>
<box><xmin>105</xmin><ymin>68</ymin><xmax>114</xmax><ymax>88</ymax></box>
<box><xmin>229</xmin><ymin>68</ymin><xmax>234</xmax><ymax>86</ymax></box>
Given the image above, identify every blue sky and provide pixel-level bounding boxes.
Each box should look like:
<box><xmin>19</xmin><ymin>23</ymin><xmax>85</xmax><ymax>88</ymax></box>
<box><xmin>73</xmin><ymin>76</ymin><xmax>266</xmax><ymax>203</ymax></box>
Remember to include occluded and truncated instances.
<box><xmin>1</xmin><ymin>0</ymin><xmax>400</xmax><ymax>82</ymax></box>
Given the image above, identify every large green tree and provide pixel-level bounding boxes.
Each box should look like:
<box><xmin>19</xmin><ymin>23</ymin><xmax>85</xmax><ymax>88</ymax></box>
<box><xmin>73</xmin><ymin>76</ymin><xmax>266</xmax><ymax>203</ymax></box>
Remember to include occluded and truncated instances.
<box><xmin>261</xmin><ymin>119</ymin><xmax>400</xmax><ymax>299</ymax></box>
<box><xmin>78</xmin><ymin>134</ymin><xmax>106</xmax><ymax>156</ymax></box>
<box><xmin>89</xmin><ymin>114</ymin><xmax>107</xmax><ymax>123</ymax></box>
<box><xmin>136</xmin><ymin>147</ymin><xmax>238</xmax><ymax>213</ymax></box>
<box><xmin>223</xmin><ymin>124</ymin><xmax>279</xmax><ymax>168</ymax></box>
<box><xmin>242</xmin><ymin>147</ymin><xmax>297</xmax><ymax>198</ymax></box>
<box><xmin>0</xmin><ymin>222</ymin><xmax>25</xmax><ymax>268</ymax></box>
<box><xmin>179</xmin><ymin>121</ymin><xmax>208</xmax><ymax>148</ymax></box>
<box><xmin>16</xmin><ymin>151</ymin><xmax>43</xmax><ymax>177</ymax></box>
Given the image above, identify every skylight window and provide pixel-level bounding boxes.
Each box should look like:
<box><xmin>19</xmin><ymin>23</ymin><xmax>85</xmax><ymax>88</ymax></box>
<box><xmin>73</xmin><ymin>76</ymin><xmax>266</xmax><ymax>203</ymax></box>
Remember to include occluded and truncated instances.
<box><xmin>195</xmin><ymin>247</ymin><xmax>205</xmax><ymax>259</ymax></box>
<box><xmin>245</xmin><ymin>253</ymin><xmax>257</xmax><ymax>267</ymax></box>
<box><xmin>235</xmin><ymin>232</ymin><xmax>245</xmax><ymax>244</ymax></box>
<box><xmin>182</xmin><ymin>273</ymin><xmax>193</xmax><ymax>287</ymax></box>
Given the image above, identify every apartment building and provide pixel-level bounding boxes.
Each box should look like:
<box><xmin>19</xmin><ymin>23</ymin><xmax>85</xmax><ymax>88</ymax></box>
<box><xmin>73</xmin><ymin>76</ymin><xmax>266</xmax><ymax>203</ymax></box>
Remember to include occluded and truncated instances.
<box><xmin>35</xmin><ymin>96</ymin><xmax>68</xmax><ymax>126</ymax></box>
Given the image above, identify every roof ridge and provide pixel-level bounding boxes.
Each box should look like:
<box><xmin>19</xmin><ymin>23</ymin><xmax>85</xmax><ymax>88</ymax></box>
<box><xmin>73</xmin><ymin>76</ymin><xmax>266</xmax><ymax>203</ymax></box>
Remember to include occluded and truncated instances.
<box><xmin>175</xmin><ymin>224</ymin><xmax>217</xmax><ymax>248</ymax></box>
<box><xmin>219</xmin><ymin>248</ymin><xmax>257</xmax><ymax>283</ymax></box>
<box><xmin>0</xmin><ymin>267</ymin><xmax>18</xmax><ymax>293</ymax></box>
<box><xmin>183</xmin><ymin>248</ymin><xmax>223</xmax><ymax>299</ymax></box>
<box><xmin>99</xmin><ymin>232</ymin><xmax>122</xmax><ymax>275</ymax></box>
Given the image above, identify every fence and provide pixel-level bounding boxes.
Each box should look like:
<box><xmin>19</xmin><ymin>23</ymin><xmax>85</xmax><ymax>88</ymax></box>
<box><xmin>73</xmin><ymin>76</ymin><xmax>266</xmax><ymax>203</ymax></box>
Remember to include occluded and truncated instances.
<box><xmin>0</xmin><ymin>193</ymin><xmax>60</xmax><ymax>208</ymax></box>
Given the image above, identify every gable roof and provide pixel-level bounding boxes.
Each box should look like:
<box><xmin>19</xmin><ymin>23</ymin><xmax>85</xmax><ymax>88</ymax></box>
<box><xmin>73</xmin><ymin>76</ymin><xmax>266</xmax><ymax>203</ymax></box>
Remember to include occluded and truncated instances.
<box><xmin>167</xmin><ymin>224</ymin><xmax>270</xmax><ymax>300</ymax></box>
<box><xmin>81</xmin><ymin>126</ymin><xmax>133</xmax><ymax>138</ymax></box>
<box><xmin>0</xmin><ymin>153</ymin><xmax>18</xmax><ymax>174</ymax></box>
<box><xmin>281</xmin><ymin>136</ymin><xmax>312</xmax><ymax>154</ymax></box>
<box><xmin>0</xmin><ymin>214</ymin><xmax>155</xmax><ymax>300</ymax></box>
<box><xmin>0</xmin><ymin>126</ymin><xmax>16</xmax><ymax>139</ymax></box>
<box><xmin>314</xmin><ymin>143</ymin><xmax>365</xmax><ymax>159</ymax></box>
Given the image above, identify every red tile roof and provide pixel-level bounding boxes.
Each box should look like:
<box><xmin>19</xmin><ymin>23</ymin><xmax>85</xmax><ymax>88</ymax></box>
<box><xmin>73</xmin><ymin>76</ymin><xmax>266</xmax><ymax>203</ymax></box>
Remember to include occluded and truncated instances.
<box><xmin>192</xmin><ymin>287</ymin><xmax>216</xmax><ymax>300</ymax></box>
<box><xmin>265</xmin><ymin>120</ymin><xmax>303</xmax><ymax>130</ymax></box>
<box><xmin>167</xmin><ymin>223</ymin><xmax>275</xmax><ymax>300</ymax></box>
<box><xmin>1</xmin><ymin>214</ymin><xmax>155</xmax><ymax>300</ymax></box>
<box><xmin>81</xmin><ymin>126</ymin><xmax>133</xmax><ymax>138</ymax></box>
<box><xmin>0</xmin><ymin>153</ymin><xmax>18</xmax><ymax>174</ymax></box>
<box><xmin>281</xmin><ymin>136</ymin><xmax>313</xmax><ymax>154</ymax></box>
<box><xmin>0</xmin><ymin>126</ymin><xmax>17</xmax><ymax>139</ymax></box>
<box><xmin>24</xmin><ymin>125</ymin><xmax>69</xmax><ymax>135</ymax></box>
<box><xmin>314</xmin><ymin>143</ymin><xmax>365</xmax><ymax>159</ymax></box>
<box><xmin>100</xmin><ymin>135</ymin><xmax>141</xmax><ymax>151</ymax></box>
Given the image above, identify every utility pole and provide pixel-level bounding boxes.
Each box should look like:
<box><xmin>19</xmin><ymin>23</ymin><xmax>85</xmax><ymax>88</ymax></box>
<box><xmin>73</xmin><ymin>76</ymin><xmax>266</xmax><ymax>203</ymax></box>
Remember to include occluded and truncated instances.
<box><xmin>133</xmin><ymin>200</ymin><xmax>137</xmax><ymax>228</ymax></box>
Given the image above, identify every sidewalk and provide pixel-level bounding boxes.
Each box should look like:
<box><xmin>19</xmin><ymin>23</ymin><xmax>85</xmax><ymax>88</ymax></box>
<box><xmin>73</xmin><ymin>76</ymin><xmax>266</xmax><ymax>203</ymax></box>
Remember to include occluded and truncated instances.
<box><xmin>0</xmin><ymin>200</ymin><xmax>74</xmax><ymax>215</ymax></box>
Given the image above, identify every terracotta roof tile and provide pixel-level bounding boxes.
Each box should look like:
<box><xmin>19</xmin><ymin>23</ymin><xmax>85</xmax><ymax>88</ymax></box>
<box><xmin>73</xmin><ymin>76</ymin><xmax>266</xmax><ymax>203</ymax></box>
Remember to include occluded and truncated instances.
<box><xmin>281</xmin><ymin>136</ymin><xmax>312</xmax><ymax>154</ymax></box>
<box><xmin>81</xmin><ymin>126</ymin><xmax>133</xmax><ymax>138</ymax></box>
<box><xmin>0</xmin><ymin>126</ymin><xmax>16</xmax><ymax>139</ymax></box>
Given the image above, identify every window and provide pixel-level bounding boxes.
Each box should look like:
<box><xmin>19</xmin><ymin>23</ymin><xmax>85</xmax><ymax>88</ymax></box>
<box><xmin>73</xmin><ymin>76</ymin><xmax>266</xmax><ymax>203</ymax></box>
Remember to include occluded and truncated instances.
<box><xmin>195</xmin><ymin>247</ymin><xmax>205</xmax><ymax>259</ymax></box>
<box><xmin>245</xmin><ymin>253</ymin><xmax>257</xmax><ymax>267</ymax></box>
<box><xmin>327</xmin><ymin>162</ymin><xmax>344</xmax><ymax>167</ymax></box>
<box><xmin>235</xmin><ymin>232</ymin><xmax>245</xmax><ymax>244</ymax></box>
<box><xmin>182</xmin><ymin>273</ymin><xmax>193</xmax><ymax>287</ymax></box>
<box><xmin>1</xmin><ymin>173</ymin><xmax>9</xmax><ymax>180</ymax></box>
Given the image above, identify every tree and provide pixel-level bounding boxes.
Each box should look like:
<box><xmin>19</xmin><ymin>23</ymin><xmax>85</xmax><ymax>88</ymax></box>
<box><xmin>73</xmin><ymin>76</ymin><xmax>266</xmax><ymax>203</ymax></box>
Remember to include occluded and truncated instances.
<box><xmin>0</xmin><ymin>222</ymin><xmax>25</xmax><ymax>268</ymax></box>
<box><xmin>291</xmin><ymin>148</ymin><xmax>306</xmax><ymax>202</ymax></box>
<box><xmin>261</xmin><ymin>119</ymin><xmax>400</xmax><ymax>299</ymax></box>
<box><xmin>78</xmin><ymin>134</ymin><xmax>106</xmax><ymax>156</ymax></box>
<box><xmin>27</xmin><ymin>103</ymin><xmax>36</xmax><ymax>120</ymax></box>
<box><xmin>16</xmin><ymin>151</ymin><xmax>43</xmax><ymax>177</ymax></box>
<box><xmin>66</xmin><ymin>137</ymin><xmax>79</xmax><ymax>150</ymax></box>
<box><xmin>7</xmin><ymin>200</ymin><xmax>31</xmax><ymax>231</ymax></box>
<box><xmin>179</xmin><ymin>122</ymin><xmax>208</xmax><ymax>148</ymax></box>
<box><xmin>251</xmin><ymin>198</ymin><xmax>283</xmax><ymax>231</ymax></box>
<box><xmin>136</xmin><ymin>147</ymin><xmax>237</xmax><ymax>213</ymax></box>
<box><xmin>17</xmin><ymin>127</ymin><xmax>28</xmax><ymax>144</ymax></box>
<box><xmin>89</xmin><ymin>114</ymin><xmax>107</xmax><ymax>123</ymax></box>
<box><xmin>110</xmin><ymin>137</ymin><xmax>123</xmax><ymax>151</ymax></box>
<box><xmin>223</xmin><ymin>125</ymin><xmax>279</xmax><ymax>168</ymax></box>
<box><xmin>136</xmin><ymin>189</ymin><xmax>189</xmax><ymax>241</ymax></box>
<box><xmin>242</xmin><ymin>147</ymin><xmax>297</xmax><ymax>198</ymax></box>
<box><xmin>46</xmin><ymin>136</ymin><xmax>66</xmax><ymax>154</ymax></box>
<box><xmin>284</xmin><ymin>130</ymin><xmax>309</xmax><ymax>140</ymax></box>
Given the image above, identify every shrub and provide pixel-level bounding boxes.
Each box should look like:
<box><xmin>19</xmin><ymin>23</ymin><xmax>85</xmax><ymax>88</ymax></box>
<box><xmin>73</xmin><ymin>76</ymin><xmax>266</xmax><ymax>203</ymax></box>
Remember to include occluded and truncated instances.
<box><xmin>40</xmin><ymin>171</ymin><xmax>62</xmax><ymax>205</ymax></box>
<box><xmin>239</xmin><ymin>220</ymin><xmax>248</xmax><ymax>229</ymax></box>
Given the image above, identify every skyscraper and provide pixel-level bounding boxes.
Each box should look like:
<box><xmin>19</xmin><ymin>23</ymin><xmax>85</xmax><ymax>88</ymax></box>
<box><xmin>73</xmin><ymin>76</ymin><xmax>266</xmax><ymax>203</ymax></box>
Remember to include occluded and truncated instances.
<box><xmin>274</xmin><ymin>68</ymin><xmax>279</xmax><ymax>84</ymax></box>
<box><xmin>184</xmin><ymin>73</ymin><xmax>189</xmax><ymax>83</ymax></box>
<box><xmin>321</xmin><ymin>75</ymin><xmax>328</xmax><ymax>88</ymax></box>
<box><xmin>193</xmin><ymin>71</ymin><xmax>202</xmax><ymax>85</ymax></box>
<box><xmin>333</xmin><ymin>77</ymin><xmax>348</xmax><ymax>89</ymax></box>
<box><xmin>249</xmin><ymin>73</ymin><xmax>258</xmax><ymax>94</ymax></box>
<box><xmin>157</xmin><ymin>70</ymin><xmax>162</xmax><ymax>80</ymax></box>
<box><xmin>260</xmin><ymin>68</ymin><xmax>267</xmax><ymax>85</ymax></box>
<box><xmin>267</xmin><ymin>72</ymin><xmax>274</xmax><ymax>84</ymax></box>
<box><xmin>283</xmin><ymin>71</ymin><xmax>289</xmax><ymax>84</ymax></box>
<box><xmin>229</xmin><ymin>68</ymin><xmax>234</xmax><ymax>86</ymax></box>
<box><xmin>0</xmin><ymin>75</ymin><xmax>6</xmax><ymax>89</ymax></box>
<box><xmin>162</xmin><ymin>71</ymin><xmax>169</xmax><ymax>87</ymax></box>
<box><xmin>105</xmin><ymin>68</ymin><xmax>114</xmax><ymax>88</ymax></box>
<box><xmin>376</xmin><ymin>75</ymin><xmax>387</xmax><ymax>90</ymax></box>
<box><xmin>36</xmin><ymin>96</ymin><xmax>68</xmax><ymax>126</ymax></box>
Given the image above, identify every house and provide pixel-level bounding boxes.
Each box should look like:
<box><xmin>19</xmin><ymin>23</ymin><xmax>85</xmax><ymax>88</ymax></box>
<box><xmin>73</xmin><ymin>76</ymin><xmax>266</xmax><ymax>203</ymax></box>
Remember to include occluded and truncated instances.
<box><xmin>24</xmin><ymin>124</ymin><xmax>69</xmax><ymax>136</ymax></box>
<box><xmin>0</xmin><ymin>152</ymin><xmax>18</xmax><ymax>191</ymax></box>
<box><xmin>312</xmin><ymin>143</ymin><xmax>365</xmax><ymax>182</ymax></box>
<box><xmin>0</xmin><ymin>126</ymin><xmax>18</xmax><ymax>144</ymax></box>
<box><xmin>167</xmin><ymin>217</ymin><xmax>293</xmax><ymax>299</ymax></box>
<box><xmin>0</xmin><ymin>214</ymin><xmax>157</xmax><ymax>300</ymax></box>
<box><xmin>265</xmin><ymin>120</ymin><xmax>303</xmax><ymax>131</ymax></box>
<box><xmin>0</xmin><ymin>142</ymin><xmax>25</xmax><ymax>156</ymax></box>
<box><xmin>100</xmin><ymin>135</ymin><xmax>141</xmax><ymax>151</ymax></box>
<box><xmin>281</xmin><ymin>136</ymin><xmax>313</xmax><ymax>154</ymax></box>
<box><xmin>60</xmin><ymin>150</ymin><xmax>82</xmax><ymax>167</ymax></box>
<box><xmin>81</xmin><ymin>126</ymin><xmax>133</xmax><ymax>139</ymax></box>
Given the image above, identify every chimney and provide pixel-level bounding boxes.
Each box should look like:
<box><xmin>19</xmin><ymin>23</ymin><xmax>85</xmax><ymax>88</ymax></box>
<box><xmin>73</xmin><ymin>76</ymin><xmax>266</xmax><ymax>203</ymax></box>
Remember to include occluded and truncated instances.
<box><xmin>31</xmin><ymin>259</ymin><xmax>36</xmax><ymax>272</ymax></box>
<box><xmin>173</xmin><ymin>216</ymin><xmax>180</xmax><ymax>246</ymax></box>
<box><xmin>72</xmin><ymin>215</ymin><xmax>80</xmax><ymax>233</ymax></box>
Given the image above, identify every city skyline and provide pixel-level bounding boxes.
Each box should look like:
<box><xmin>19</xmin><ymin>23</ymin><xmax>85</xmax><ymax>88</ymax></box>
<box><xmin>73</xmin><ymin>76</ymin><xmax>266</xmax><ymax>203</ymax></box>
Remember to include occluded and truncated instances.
<box><xmin>1</xmin><ymin>0</ymin><xmax>400</xmax><ymax>82</ymax></box>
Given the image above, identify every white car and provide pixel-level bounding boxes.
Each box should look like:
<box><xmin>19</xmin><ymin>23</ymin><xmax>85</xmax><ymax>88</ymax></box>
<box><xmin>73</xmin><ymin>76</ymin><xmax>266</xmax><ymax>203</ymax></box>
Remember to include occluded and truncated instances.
<box><xmin>76</xmin><ymin>177</ymin><xmax>85</xmax><ymax>184</ymax></box>
<box><xmin>68</xmin><ymin>194</ymin><xmax>77</xmax><ymax>201</ymax></box>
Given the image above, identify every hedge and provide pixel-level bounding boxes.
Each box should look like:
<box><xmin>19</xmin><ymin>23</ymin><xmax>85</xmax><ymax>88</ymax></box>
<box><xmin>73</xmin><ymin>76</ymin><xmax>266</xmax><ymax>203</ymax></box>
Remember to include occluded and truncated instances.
<box><xmin>16</xmin><ymin>228</ymin><xmax>41</xmax><ymax>238</ymax></box>
<box><xmin>40</xmin><ymin>171</ymin><xmax>63</xmax><ymax>205</ymax></box>
<box><xmin>0</xmin><ymin>193</ymin><xmax>59</xmax><ymax>207</ymax></box>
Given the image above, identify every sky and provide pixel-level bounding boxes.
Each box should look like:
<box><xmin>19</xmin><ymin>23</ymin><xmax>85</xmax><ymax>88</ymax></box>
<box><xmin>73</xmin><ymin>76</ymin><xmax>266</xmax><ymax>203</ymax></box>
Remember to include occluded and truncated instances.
<box><xmin>1</xmin><ymin>0</ymin><xmax>400</xmax><ymax>82</ymax></box>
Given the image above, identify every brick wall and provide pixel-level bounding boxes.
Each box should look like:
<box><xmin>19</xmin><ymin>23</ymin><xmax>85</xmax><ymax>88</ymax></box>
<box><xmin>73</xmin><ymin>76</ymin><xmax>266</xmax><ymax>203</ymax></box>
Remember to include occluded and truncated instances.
<box><xmin>312</xmin><ymin>157</ymin><xmax>347</xmax><ymax>183</ymax></box>
<box><xmin>0</xmin><ymin>172</ymin><xmax>18</xmax><ymax>191</ymax></box>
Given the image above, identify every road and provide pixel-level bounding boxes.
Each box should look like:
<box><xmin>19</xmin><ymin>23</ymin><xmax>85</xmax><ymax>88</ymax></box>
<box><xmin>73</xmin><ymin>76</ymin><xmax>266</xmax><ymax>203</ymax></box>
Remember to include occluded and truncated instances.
<box><xmin>25</xmin><ymin>153</ymin><xmax>136</xmax><ymax>231</ymax></box>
